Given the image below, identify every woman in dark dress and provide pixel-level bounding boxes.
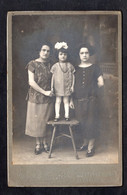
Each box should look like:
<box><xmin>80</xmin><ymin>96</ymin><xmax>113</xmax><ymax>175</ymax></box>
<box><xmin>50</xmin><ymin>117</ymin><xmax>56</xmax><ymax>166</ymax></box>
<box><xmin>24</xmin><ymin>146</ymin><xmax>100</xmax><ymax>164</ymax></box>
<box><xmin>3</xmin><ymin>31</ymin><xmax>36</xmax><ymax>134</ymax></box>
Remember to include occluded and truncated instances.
<box><xmin>70</xmin><ymin>44</ymin><xmax>104</xmax><ymax>157</ymax></box>
<box><xmin>25</xmin><ymin>43</ymin><xmax>54</xmax><ymax>155</ymax></box>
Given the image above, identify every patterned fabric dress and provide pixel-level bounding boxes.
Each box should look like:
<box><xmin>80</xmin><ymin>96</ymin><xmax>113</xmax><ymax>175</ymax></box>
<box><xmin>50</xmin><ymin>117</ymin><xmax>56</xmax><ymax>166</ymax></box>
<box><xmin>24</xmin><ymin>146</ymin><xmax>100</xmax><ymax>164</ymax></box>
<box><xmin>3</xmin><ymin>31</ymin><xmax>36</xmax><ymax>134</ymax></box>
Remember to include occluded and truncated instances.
<box><xmin>74</xmin><ymin>64</ymin><xmax>103</xmax><ymax>139</ymax></box>
<box><xmin>25</xmin><ymin>60</ymin><xmax>54</xmax><ymax>138</ymax></box>
<box><xmin>50</xmin><ymin>62</ymin><xmax>75</xmax><ymax>96</ymax></box>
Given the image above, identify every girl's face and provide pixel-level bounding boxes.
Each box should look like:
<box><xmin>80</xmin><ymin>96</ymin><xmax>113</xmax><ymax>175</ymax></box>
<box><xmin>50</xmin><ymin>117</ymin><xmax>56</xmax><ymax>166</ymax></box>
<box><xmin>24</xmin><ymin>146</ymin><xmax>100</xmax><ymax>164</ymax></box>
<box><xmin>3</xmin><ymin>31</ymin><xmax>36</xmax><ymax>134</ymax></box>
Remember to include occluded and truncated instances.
<box><xmin>79</xmin><ymin>47</ymin><xmax>90</xmax><ymax>62</ymax></box>
<box><xmin>40</xmin><ymin>45</ymin><xmax>50</xmax><ymax>60</ymax></box>
<box><xmin>58</xmin><ymin>51</ymin><xmax>67</xmax><ymax>62</ymax></box>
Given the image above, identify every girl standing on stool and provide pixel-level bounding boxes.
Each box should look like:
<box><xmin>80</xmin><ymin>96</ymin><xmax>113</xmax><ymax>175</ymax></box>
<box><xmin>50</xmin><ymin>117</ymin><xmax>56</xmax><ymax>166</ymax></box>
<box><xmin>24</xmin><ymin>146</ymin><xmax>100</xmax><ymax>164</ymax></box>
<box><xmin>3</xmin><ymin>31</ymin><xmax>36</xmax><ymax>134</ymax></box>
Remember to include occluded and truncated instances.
<box><xmin>51</xmin><ymin>42</ymin><xmax>75</xmax><ymax>121</ymax></box>
<box><xmin>70</xmin><ymin>43</ymin><xmax>104</xmax><ymax>157</ymax></box>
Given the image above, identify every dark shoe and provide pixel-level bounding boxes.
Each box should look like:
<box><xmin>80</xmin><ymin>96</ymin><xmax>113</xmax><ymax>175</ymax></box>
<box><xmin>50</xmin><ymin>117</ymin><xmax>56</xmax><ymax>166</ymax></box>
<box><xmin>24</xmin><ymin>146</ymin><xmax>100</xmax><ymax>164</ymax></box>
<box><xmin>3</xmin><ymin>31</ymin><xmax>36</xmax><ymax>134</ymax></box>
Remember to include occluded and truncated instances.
<box><xmin>34</xmin><ymin>144</ymin><xmax>43</xmax><ymax>155</ymax></box>
<box><xmin>44</xmin><ymin>143</ymin><xmax>50</xmax><ymax>153</ymax></box>
<box><xmin>86</xmin><ymin>148</ymin><xmax>95</xmax><ymax>157</ymax></box>
<box><xmin>77</xmin><ymin>145</ymin><xmax>88</xmax><ymax>151</ymax></box>
<box><xmin>65</xmin><ymin>117</ymin><xmax>70</xmax><ymax>121</ymax></box>
<box><xmin>54</xmin><ymin>117</ymin><xmax>60</xmax><ymax>122</ymax></box>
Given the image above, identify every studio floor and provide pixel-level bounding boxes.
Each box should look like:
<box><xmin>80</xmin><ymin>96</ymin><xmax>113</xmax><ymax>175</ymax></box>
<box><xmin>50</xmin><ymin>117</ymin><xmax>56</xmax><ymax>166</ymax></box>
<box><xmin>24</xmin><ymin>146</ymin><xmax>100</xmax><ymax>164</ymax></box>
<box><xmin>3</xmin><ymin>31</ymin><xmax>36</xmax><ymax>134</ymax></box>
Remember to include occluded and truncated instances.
<box><xmin>12</xmin><ymin>133</ymin><xmax>118</xmax><ymax>165</ymax></box>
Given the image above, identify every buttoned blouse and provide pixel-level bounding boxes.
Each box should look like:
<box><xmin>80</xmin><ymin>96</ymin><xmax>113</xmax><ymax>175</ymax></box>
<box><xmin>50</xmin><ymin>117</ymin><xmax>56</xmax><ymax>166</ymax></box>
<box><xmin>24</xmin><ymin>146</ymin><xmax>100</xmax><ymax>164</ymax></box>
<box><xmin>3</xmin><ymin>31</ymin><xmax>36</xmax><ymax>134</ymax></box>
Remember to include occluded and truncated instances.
<box><xmin>26</xmin><ymin>60</ymin><xmax>52</xmax><ymax>104</ymax></box>
<box><xmin>74</xmin><ymin>64</ymin><xmax>102</xmax><ymax>99</ymax></box>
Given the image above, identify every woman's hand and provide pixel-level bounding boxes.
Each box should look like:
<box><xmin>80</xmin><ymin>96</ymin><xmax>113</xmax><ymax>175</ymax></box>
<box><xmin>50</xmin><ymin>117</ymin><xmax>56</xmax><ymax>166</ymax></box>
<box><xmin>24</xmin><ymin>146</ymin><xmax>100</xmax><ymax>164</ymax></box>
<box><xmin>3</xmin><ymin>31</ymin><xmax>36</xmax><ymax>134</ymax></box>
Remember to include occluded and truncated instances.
<box><xmin>98</xmin><ymin>76</ymin><xmax>104</xmax><ymax>88</ymax></box>
<box><xmin>69</xmin><ymin>99</ymin><xmax>75</xmax><ymax>109</ymax></box>
<box><xmin>44</xmin><ymin>91</ymin><xmax>52</xmax><ymax>97</ymax></box>
<box><xmin>50</xmin><ymin>88</ymin><xmax>55</xmax><ymax>96</ymax></box>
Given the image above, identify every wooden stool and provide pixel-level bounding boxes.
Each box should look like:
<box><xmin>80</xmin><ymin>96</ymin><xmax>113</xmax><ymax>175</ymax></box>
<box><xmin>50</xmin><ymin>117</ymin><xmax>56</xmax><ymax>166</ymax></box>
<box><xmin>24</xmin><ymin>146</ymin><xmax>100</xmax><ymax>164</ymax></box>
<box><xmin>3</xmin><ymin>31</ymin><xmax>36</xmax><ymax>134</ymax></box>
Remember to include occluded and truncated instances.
<box><xmin>47</xmin><ymin>119</ymin><xmax>79</xmax><ymax>159</ymax></box>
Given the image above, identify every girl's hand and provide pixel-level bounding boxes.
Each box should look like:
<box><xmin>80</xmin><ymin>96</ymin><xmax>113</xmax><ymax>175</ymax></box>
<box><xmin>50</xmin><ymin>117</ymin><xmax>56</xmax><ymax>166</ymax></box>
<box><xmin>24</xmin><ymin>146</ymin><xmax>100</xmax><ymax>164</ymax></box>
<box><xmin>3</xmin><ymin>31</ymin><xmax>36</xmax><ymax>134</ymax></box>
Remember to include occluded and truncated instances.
<box><xmin>69</xmin><ymin>100</ymin><xmax>75</xmax><ymax>109</ymax></box>
<box><xmin>50</xmin><ymin>91</ymin><xmax>55</xmax><ymax>97</ymax></box>
<box><xmin>70</xmin><ymin>86</ymin><xmax>74</xmax><ymax>93</ymax></box>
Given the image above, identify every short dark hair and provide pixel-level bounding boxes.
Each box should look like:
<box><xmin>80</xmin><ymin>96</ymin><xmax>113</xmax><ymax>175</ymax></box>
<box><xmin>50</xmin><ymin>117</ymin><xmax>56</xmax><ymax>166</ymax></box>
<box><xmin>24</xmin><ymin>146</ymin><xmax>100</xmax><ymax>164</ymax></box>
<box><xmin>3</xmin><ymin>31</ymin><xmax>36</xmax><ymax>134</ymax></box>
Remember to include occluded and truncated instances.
<box><xmin>78</xmin><ymin>43</ymin><xmax>95</xmax><ymax>56</ymax></box>
<box><xmin>41</xmin><ymin>41</ymin><xmax>52</xmax><ymax>48</ymax></box>
<box><xmin>40</xmin><ymin>41</ymin><xmax>53</xmax><ymax>54</ymax></box>
<box><xmin>55</xmin><ymin>47</ymin><xmax>69</xmax><ymax>59</ymax></box>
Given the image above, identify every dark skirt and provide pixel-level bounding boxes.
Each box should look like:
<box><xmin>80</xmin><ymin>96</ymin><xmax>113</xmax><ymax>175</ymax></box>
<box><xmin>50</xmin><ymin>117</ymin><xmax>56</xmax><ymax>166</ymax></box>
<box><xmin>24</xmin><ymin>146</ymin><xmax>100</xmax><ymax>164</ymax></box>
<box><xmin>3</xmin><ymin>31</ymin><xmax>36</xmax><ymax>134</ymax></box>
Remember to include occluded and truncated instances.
<box><xmin>25</xmin><ymin>101</ymin><xmax>54</xmax><ymax>137</ymax></box>
<box><xmin>74</xmin><ymin>97</ymin><xmax>99</xmax><ymax>139</ymax></box>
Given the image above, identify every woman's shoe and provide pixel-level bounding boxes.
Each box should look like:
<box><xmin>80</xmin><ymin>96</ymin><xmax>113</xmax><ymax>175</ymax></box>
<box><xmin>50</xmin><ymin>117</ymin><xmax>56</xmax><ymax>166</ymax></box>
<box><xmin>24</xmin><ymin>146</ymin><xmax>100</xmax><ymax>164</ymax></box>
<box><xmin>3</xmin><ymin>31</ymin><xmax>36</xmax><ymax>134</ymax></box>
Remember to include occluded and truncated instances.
<box><xmin>43</xmin><ymin>143</ymin><xmax>50</xmax><ymax>153</ymax></box>
<box><xmin>35</xmin><ymin>144</ymin><xmax>43</xmax><ymax>155</ymax></box>
<box><xmin>77</xmin><ymin>145</ymin><xmax>88</xmax><ymax>151</ymax></box>
<box><xmin>86</xmin><ymin>148</ymin><xmax>95</xmax><ymax>157</ymax></box>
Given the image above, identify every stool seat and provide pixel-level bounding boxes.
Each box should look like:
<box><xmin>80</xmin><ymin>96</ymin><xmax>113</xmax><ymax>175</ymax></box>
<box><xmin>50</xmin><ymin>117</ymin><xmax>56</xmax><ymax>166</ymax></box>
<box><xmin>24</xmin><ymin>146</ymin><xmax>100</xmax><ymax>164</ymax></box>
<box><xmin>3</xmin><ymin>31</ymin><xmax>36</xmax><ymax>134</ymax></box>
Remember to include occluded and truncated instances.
<box><xmin>47</xmin><ymin>119</ymin><xmax>79</xmax><ymax>159</ymax></box>
<box><xmin>47</xmin><ymin>119</ymin><xmax>79</xmax><ymax>126</ymax></box>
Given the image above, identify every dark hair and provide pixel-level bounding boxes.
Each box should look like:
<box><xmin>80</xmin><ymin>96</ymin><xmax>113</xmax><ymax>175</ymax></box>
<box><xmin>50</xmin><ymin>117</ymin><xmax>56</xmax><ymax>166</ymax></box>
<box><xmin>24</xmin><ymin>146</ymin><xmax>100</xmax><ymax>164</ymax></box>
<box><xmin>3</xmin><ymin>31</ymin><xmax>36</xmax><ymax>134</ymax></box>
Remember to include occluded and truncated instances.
<box><xmin>78</xmin><ymin>43</ymin><xmax>95</xmax><ymax>56</ymax></box>
<box><xmin>55</xmin><ymin>47</ymin><xmax>69</xmax><ymax>59</ymax></box>
<box><xmin>40</xmin><ymin>41</ymin><xmax>53</xmax><ymax>55</ymax></box>
<box><xmin>41</xmin><ymin>41</ymin><xmax>52</xmax><ymax>48</ymax></box>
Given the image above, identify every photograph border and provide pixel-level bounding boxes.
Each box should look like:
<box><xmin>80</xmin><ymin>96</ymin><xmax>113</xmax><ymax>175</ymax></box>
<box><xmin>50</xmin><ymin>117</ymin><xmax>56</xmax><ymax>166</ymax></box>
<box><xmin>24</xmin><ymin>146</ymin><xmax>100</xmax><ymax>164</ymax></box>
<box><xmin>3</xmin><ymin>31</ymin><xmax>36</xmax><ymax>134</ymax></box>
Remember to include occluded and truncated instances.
<box><xmin>7</xmin><ymin>11</ymin><xmax>122</xmax><ymax>187</ymax></box>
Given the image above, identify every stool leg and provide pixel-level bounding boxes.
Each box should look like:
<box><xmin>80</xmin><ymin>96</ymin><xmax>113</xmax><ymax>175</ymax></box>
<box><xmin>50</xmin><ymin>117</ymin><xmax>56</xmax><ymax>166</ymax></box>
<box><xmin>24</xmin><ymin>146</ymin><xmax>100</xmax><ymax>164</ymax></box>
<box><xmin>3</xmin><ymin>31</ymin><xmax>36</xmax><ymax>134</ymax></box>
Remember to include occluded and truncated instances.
<box><xmin>49</xmin><ymin>126</ymin><xmax>56</xmax><ymax>158</ymax></box>
<box><xmin>69</xmin><ymin>126</ymin><xmax>79</xmax><ymax>159</ymax></box>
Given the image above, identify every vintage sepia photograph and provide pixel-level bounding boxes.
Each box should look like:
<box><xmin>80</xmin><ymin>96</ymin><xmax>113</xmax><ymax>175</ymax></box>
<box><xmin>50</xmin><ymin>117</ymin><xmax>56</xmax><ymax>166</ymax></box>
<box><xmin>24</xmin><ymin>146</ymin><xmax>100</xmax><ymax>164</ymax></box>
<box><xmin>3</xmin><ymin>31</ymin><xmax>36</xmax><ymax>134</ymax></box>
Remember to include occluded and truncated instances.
<box><xmin>7</xmin><ymin>11</ymin><xmax>122</xmax><ymax>186</ymax></box>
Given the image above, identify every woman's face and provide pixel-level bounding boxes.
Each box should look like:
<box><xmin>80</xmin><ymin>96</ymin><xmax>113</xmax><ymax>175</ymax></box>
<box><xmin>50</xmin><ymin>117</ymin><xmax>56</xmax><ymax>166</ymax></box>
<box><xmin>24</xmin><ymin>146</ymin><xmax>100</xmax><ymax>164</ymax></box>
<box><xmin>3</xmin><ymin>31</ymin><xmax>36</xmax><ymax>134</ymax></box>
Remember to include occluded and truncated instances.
<box><xmin>40</xmin><ymin>45</ymin><xmax>50</xmax><ymax>60</ymax></box>
<box><xmin>58</xmin><ymin>51</ymin><xmax>67</xmax><ymax>62</ymax></box>
<box><xmin>79</xmin><ymin>47</ymin><xmax>90</xmax><ymax>62</ymax></box>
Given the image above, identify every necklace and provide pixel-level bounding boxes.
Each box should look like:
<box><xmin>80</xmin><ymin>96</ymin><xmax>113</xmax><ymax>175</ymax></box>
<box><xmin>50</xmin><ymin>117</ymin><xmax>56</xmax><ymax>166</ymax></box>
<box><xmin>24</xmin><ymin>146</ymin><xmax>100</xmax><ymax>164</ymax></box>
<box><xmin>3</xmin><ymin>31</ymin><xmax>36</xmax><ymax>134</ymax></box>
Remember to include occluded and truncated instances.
<box><xmin>59</xmin><ymin>62</ymin><xmax>68</xmax><ymax>73</ymax></box>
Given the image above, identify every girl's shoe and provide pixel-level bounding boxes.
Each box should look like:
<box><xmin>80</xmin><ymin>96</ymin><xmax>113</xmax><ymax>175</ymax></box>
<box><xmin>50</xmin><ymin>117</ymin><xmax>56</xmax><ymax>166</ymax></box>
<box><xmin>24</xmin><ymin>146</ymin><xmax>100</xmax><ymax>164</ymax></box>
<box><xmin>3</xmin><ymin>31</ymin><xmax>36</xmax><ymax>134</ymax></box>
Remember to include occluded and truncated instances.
<box><xmin>86</xmin><ymin>148</ymin><xmax>95</xmax><ymax>157</ymax></box>
<box><xmin>35</xmin><ymin>144</ymin><xmax>43</xmax><ymax>155</ymax></box>
<box><xmin>65</xmin><ymin>117</ymin><xmax>70</xmax><ymax>121</ymax></box>
<box><xmin>54</xmin><ymin>117</ymin><xmax>60</xmax><ymax>122</ymax></box>
<box><xmin>43</xmin><ymin>143</ymin><xmax>50</xmax><ymax>153</ymax></box>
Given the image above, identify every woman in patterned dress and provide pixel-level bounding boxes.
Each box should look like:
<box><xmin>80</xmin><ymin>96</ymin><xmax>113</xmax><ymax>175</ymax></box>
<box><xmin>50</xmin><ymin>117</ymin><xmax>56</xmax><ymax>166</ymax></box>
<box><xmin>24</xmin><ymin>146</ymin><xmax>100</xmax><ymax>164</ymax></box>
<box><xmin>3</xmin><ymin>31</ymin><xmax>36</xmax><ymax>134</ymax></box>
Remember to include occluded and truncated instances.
<box><xmin>70</xmin><ymin>43</ymin><xmax>104</xmax><ymax>157</ymax></box>
<box><xmin>25</xmin><ymin>43</ymin><xmax>54</xmax><ymax>155</ymax></box>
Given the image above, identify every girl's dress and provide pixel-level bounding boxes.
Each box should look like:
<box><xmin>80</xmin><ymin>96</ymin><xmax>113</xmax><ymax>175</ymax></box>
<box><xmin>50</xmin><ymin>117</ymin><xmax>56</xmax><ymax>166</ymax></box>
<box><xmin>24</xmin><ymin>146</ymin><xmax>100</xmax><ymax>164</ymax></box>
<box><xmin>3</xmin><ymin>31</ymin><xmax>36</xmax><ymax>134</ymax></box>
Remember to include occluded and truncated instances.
<box><xmin>25</xmin><ymin>60</ymin><xmax>54</xmax><ymax>137</ymax></box>
<box><xmin>73</xmin><ymin>64</ymin><xmax>103</xmax><ymax>139</ymax></box>
<box><xmin>50</xmin><ymin>62</ymin><xmax>75</xmax><ymax>96</ymax></box>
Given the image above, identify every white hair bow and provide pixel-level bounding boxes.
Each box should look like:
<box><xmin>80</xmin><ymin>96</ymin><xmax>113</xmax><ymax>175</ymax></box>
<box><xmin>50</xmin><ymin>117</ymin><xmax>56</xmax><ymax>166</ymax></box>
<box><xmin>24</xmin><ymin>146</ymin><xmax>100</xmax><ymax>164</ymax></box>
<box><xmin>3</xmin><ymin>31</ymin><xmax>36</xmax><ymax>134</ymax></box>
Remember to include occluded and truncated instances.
<box><xmin>54</xmin><ymin>42</ymin><xmax>68</xmax><ymax>50</ymax></box>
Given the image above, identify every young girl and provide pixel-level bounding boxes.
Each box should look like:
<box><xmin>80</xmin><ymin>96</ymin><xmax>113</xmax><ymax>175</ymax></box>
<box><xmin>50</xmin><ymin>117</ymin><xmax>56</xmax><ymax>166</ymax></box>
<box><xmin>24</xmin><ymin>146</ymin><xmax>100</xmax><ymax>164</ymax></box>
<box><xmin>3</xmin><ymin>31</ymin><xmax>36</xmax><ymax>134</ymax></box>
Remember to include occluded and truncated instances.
<box><xmin>51</xmin><ymin>42</ymin><xmax>75</xmax><ymax>121</ymax></box>
<box><xmin>70</xmin><ymin>43</ymin><xmax>104</xmax><ymax>157</ymax></box>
